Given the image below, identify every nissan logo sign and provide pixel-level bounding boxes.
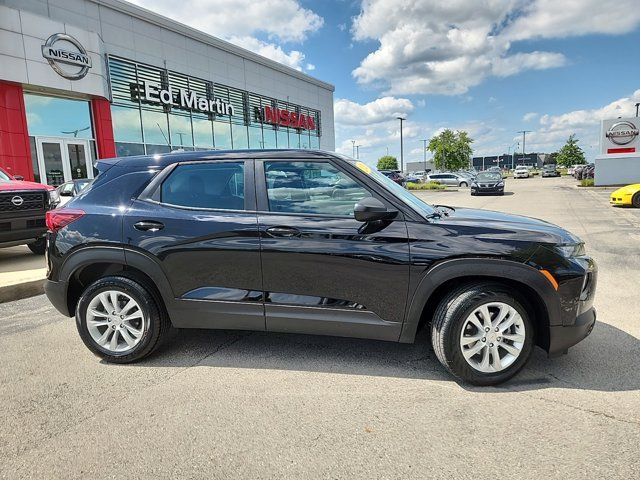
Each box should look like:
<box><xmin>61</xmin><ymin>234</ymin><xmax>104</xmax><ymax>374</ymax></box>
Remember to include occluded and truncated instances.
<box><xmin>606</xmin><ymin>121</ymin><xmax>639</xmax><ymax>145</ymax></box>
<box><xmin>11</xmin><ymin>196</ymin><xmax>24</xmax><ymax>207</ymax></box>
<box><xmin>41</xmin><ymin>33</ymin><xmax>92</xmax><ymax>80</ymax></box>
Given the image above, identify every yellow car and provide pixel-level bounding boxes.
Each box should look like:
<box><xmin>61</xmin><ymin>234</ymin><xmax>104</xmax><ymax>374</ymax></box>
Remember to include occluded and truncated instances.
<box><xmin>610</xmin><ymin>184</ymin><xmax>640</xmax><ymax>207</ymax></box>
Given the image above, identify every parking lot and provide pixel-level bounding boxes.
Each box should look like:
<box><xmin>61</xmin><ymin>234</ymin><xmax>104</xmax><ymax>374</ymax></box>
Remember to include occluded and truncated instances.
<box><xmin>1</xmin><ymin>175</ymin><xmax>639</xmax><ymax>479</ymax></box>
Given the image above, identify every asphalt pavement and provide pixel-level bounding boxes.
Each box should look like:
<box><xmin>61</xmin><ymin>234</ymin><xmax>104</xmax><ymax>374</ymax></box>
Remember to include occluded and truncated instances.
<box><xmin>1</xmin><ymin>176</ymin><xmax>638</xmax><ymax>479</ymax></box>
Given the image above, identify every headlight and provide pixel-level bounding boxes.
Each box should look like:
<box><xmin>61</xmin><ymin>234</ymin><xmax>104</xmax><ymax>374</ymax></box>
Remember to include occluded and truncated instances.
<box><xmin>557</xmin><ymin>243</ymin><xmax>585</xmax><ymax>257</ymax></box>
<box><xmin>497</xmin><ymin>182</ymin><xmax>504</xmax><ymax>187</ymax></box>
<box><xmin>48</xmin><ymin>189</ymin><xmax>60</xmax><ymax>206</ymax></box>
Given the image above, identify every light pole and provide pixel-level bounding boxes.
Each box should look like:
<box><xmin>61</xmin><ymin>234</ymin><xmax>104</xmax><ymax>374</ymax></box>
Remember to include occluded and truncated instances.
<box><xmin>517</xmin><ymin>130</ymin><xmax>531</xmax><ymax>164</ymax></box>
<box><xmin>356</xmin><ymin>145</ymin><xmax>361</xmax><ymax>160</ymax></box>
<box><xmin>397</xmin><ymin>117</ymin><xmax>405</xmax><ymax>172</ymax></box>
<box><xmin>507</xmin><ymin>141</ymin><xmax>519</xmax><ymax>169</ymax></box>
<box><xmin>421</xmin><ymin>139</ymin><xmax>428</xmax><ymax>171</ymax></box>
<box><xmin>351</xmin><ymin>140</ymin><xmax>356</xmax><ymax>158</ymax></box>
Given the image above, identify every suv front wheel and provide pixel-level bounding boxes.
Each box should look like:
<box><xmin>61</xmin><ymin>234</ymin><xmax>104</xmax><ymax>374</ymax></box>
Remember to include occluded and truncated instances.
<box><xmin>76</xmin><ymin>276</ymin><xmax>170</xmax><ymax>363</ymax></box>
<box><xmin>431</xmin><ymin>282</ymin><xmax>534</xmax><ymax>385</ymax></box>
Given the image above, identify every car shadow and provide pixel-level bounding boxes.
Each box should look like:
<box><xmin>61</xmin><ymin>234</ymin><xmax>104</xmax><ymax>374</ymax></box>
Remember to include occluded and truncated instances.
<box><xmin>124</xmin><ymin>320</ymin><xmax>640</xmax><ymax>393</ymax></box>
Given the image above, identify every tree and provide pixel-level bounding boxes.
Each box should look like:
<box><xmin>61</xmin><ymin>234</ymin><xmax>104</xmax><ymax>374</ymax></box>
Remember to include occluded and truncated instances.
<box><xmin>427</xmin><ymin>129</ymin><xmax>474</xmax><ymax>171</ymax></box>
<box><xmin>556</xmin><ymin>134</ymin><xmax>586</xmax><ymax>167</ymax></box>
<box><xmin>377</xmin><ymin>155</ymin><xmax>398</xmax><ymax>170</ymax></box>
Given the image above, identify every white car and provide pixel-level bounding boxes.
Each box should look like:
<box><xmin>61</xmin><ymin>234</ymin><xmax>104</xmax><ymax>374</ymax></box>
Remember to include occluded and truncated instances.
<box><xmin>513</xmin><ymin>166</ymin><xmax>530</xmax><ymax>179</ymax></box>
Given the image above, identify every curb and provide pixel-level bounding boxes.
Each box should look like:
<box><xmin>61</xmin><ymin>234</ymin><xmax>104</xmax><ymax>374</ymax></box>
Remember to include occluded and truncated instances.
<box><xmin>0</xmin><ymin>278</ymin><xmax>45</xmax><ymax>303</ymax></box>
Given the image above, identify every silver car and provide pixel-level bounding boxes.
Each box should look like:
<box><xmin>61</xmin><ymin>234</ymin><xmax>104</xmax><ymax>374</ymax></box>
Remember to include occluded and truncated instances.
<box><xmin>426</xmin><ymin>172</ymin><xmax>471</xmax><ymax>187</ymax></box>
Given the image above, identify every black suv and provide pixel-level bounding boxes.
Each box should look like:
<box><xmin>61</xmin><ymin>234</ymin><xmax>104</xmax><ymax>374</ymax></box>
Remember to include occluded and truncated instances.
<box><xmin>44</xmin><ymin>150</ymin><xmax>597</xmax><ymax>385</ymax></box>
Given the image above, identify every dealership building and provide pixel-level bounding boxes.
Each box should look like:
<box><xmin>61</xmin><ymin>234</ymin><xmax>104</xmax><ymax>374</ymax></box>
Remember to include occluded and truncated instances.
<box><xmin>0</xmin><ymin>0</ymin><xmax>335</xmax><ymax>185</ymax></box>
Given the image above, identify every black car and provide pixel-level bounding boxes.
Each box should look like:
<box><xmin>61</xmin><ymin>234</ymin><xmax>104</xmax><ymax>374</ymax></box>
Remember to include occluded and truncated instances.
<box><xmin>379</xmin><ymin>170</ymin><xmax>405</xmax><ymax>186</ymax></box>
<box><xmin>44</xmin><ymin>150</ymin><xmax>597</xmax><ymax>385</ymax></box>
<box><xmin>470</xmin><ymin>172</ymin><xmax>504</xmax><ymax>195</ymax></box>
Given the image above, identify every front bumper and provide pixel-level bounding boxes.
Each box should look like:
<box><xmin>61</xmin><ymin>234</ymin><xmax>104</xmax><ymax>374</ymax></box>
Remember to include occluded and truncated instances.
<box><xmin>548</xmin><ymin>307</ymin><xmax>596</xmax><ymax>356</ymax></box>
<box><xmin>471</xmin><ymin>186</ymin><xmax>504</xmax><ymax>195</ymax></box>
<box><xmin>44</xmin><ymin>279</ymin><xmax>71</xmax><ymax>317</ymax></box>
<box><xmin>0</xmin><ymin>214</ymin><xmax>46</xmax><ymax>247</ymax></box>
<box><xmin>610</xmin><ymin>194</ymin><xmax>631</xmax><ymax>205</ymax></box>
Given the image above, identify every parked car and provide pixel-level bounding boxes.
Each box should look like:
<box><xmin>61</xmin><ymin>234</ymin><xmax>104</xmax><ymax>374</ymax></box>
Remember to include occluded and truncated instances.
<box><xmin>44</xmin><ymin>150</ymin><xmax>597</xmax><ymax>386</ymax></box>
<box><xmin>380</xmin><ymin>170</ymin><xmax>405</xmax><ymax>186</ymax></box>
<box><xmin>513</xmin><ymin>166</ymin><xmax>530</xmax><ymax>179</ymax></box>
<box><xmin>413</xmin><ymin>171</ymin><xmax>429</xmax><ymax>183</ymax></box>
<box><xmin>0</xmin><ymin>166</ymin><xmax>58</xmax><ymax>254</ymax></box>
<box><xmin>426</xmin><ymin>172</ymin><xmax>470</xmax><ymax>187</ymax></box>
<box><xmin>610</xmin><ymin>183</ymin><xmax>640</xmax><ymax>208</ymax></box>
<box><xmin>567</xmin><ymin>164</ymin><xmax>583</xmax><ymax>176</ymax></box>
<box><xmin>578</xmin><ymin>164</ymin><xmax>595</xmax><ymax>180</ymax></box>
<box><xmin>403</xmin><ymin>173</ymin><xmax>420</xmax><ymax>184</ymax></box>
<box><xmin>56</xmin><ymin>179</ymin><xmax>92</xmax><ymax>207</ymax></box>
<box><xmin>471</xmin><ymin>172</ymin><xmax>505</xmax><ymax>196</ymax></box>
<box><xmin>542</xmin><ymin>164</ymin><xmax>560</xmax><ymax>177</ymax></box>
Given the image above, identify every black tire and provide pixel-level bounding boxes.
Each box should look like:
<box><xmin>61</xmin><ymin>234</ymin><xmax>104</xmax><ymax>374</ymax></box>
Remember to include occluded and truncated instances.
<box><xmin>459</xmin><ymin>181</ymin><xmax>468</xmax><ymax>187</ymax></box>
<box><xmin>75</xmin><ymin>276</ymin><xmax>170</xmax><ymax>363</ymax></box>
<box><xmin>431</xmin><ymin>282</ymin><xmax>535</xmax><ymax>385</ymax></box>
<box><xmin>28</xmin><ymin>238</ymin><xmax>46</xmax><ymax>255</ymax></box>
<box><xmin>632</xmin><ymin>192</ymin><xmax>640</xmax><ymax>208</ymax></box>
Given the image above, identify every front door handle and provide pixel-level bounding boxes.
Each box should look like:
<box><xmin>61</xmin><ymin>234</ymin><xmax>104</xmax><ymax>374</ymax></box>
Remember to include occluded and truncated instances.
<box><xmin>134</xmin><ymin>220</ymin><xmax>165</xmax><ymax>232</ymax></box>
<box><xmin>266</xmin><ymin>226</ymin><xmax>301</xmax><ymax>237</ymax></box>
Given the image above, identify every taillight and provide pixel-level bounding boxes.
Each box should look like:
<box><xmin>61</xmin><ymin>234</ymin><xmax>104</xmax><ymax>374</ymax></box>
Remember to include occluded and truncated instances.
<box><xmin>46</xmin><ymin>209</ymin><xmax>85</xmax><ymax>232</ymax></box>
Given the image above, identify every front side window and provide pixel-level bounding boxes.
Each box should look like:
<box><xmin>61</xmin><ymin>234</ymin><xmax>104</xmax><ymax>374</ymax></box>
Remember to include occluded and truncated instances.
<box><xmin>264</xmin><ymin>161</ymin><xmax>371</xmax><ymax>216</ymax></box>
<box><xmin>161</xmin><ymin>162</ymin><xmax>244</xmax><ymax>210</ymax></box>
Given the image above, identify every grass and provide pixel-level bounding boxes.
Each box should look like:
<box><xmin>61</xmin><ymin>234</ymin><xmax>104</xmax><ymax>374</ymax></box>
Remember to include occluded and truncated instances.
<box><xmin>579</xmin><ymin>178</ymin><xmax>595</xmax><ymax>187</ymax></box>
<box><xmin>406</xmin><ymin>181</ymin><xmax>446</xmax><ymax>190</ymax></box>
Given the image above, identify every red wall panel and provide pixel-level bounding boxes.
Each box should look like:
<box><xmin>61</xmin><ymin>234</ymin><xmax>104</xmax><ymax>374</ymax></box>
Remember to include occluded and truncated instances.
<box><xmin>91</xmin><ymin>97</ymin><xmax>116</xmax><ymax>159</ymax></box>
<box><xmin>0</xmin><ymin>81</ymin><xmax>33</xmax><ymax>180</ymax></box>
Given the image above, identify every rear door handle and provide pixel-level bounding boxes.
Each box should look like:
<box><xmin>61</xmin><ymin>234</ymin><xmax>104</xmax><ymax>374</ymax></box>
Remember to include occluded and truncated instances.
<box><xmin>266</xmin><ymin>226</ymin><xmax>301</xmax><ymax>237</ymax></box>
<box><xmin>134</xmin><ymin>220</ymin><xmax>165</xmax><ymax>232</ymax></box>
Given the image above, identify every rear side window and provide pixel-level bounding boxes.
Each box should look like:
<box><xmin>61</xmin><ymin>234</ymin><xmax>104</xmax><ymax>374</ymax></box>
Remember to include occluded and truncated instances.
<box><xmin>264</xmin><ymin>161</ymin><xmax>370</xmax><ymax>216</ymax></box>
<box><xmin>161</xmin><ymin>162</ymin><xmax>244</xmax><ymax>210</ymax></box>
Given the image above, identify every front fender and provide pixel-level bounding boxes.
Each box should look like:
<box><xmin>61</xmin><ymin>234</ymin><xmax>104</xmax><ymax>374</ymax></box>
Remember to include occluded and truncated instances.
<box><xmin>399</xmin><ymin>258</ymin><xmax>561</xmax><ymax>343</ymax></box>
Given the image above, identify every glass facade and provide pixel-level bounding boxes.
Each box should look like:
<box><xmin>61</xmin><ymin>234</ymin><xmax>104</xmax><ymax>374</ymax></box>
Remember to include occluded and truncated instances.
<box><xmin>108</xmin><ymin>56</ymin><xmax>322</xmax><ymax>156</ymax></box>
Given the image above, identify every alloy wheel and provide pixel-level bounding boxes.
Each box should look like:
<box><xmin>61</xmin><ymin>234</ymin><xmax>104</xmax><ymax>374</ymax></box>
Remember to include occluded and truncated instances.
<box><xmin>86</xmin><ymin>290</ymin><xmax>146</xmax><ymax>353</ymax></box>
<box><xmin>459</xmin><ymin>302</ymin><xmax>526</xmax><ymax>373</ymax></box>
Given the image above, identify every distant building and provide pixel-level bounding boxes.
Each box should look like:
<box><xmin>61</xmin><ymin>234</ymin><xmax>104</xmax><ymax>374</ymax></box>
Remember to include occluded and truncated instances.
<box><xmin>405</xmin><ymin>160</ymin><xmax>435</xmax><ymax>173</ymax></box>
<box><xmin>472</xmin><ymin>153</ymin><xmax>546</xmax><ymax>170</ymax></box>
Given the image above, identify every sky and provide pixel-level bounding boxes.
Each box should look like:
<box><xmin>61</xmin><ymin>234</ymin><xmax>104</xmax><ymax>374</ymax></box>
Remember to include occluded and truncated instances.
<box><xmin>127</xmin><ymin>0</ymin><xmax>640</xmax><ymax>166</ymax></box>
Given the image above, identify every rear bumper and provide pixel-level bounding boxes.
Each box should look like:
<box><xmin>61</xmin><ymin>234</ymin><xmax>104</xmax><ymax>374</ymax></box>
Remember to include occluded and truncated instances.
<box><xmin>548</xmin><ymin>307</ymin><xmax>596</xmax><ymax>357</ymax></box>
<box><xmin>44</xmin><ymin>279</ymin><xmax>71</xmax><ymax>317</ymax></box>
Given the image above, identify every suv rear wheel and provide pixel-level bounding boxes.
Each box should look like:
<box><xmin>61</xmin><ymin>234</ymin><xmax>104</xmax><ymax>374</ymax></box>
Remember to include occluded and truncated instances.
<box><xmin>76</xmin><ymin>276</ymin><xmax>170</xmax><ymax>363</ymax></box>
<box><xmin>431</xmin><ymin>282</ymin><xmax>534</xmax><ymax>385</ymax></box>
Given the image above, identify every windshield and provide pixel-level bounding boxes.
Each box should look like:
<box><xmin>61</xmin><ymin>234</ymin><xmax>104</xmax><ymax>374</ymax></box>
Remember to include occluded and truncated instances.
<box><xmin>340</xmin><ymin>156</ymin><xmax>437</xmax><ymax>218</ymax></box>
<box><xmin>0</xmin><ymin>169</ymin><xmax>11</xmax><ymax>182</ymax></box>
<box><xmin>476</xmin><ymin>172</ymin><xmax>502</xmax><ymax>182</ymax></box>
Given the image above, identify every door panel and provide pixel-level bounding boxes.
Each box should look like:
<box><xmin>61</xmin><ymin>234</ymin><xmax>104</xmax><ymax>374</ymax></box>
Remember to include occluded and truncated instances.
<box><xmin>66</xmin><ymin>142</ymin><xmax>90</xmax><ymax>179</ymax></box>
<box><xmin>124</xmin><ymin>160</ymin><xmax>264</xmax><ymax>331</ymax></box>
<box><xmin>257</xmin><ymin>159</ymin><xmax>411</xmax><ymax>341</ymax></box>
<box><xmin>37</xmin><ymin>140</ymin><xmax>66</xmax><ymax>186</ymax></box>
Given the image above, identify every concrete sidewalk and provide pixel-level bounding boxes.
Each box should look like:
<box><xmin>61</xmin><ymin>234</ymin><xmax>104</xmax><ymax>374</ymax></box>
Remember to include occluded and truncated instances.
<box><xmin>0</xmin><ymin>246</ymin><xmax>46</xmax><ymax>303</ymax></box>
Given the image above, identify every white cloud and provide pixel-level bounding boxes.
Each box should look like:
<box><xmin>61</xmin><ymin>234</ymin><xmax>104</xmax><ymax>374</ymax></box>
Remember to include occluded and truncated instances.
<box><xmin>350</xmin><ymin>0</ymin><xmax>640</xmax><ymax>96</ymax></box>
<box><xmin>503</xmin><ymin>0</ymin><xmax>640</xmax><ymax>41</ymax></box>
<box><xmin>527</xmin><ymin>89</ymin><xmax>640</xmax><ymax>154</ymax></box>
<box><xmin>306</xmin><ymin>63</ymin><xmax>316</xmax><ymax>71</ymax></box>
<box><xmin>127</xmin><ymin>0</ymin><xmax>322</xmax><ymax>70</ymax></box>
<box><xmin>334</xmin><ymin>97</ymin><xmax>414</xmax><ymax>126</ymax></box>
<box><xmin>523</xmin><ymin>112</ymin><xmax>539</xmax><ymax>122</ymax></box>
<box><xmin>128</xmin><ymin>0</ymin><xmax>323</xmax><ymax>43</ymax></box>
<box><xmin>228</xmin><ymin>36</ymin><xmax>306</xmax><ymax>70</ymax></box>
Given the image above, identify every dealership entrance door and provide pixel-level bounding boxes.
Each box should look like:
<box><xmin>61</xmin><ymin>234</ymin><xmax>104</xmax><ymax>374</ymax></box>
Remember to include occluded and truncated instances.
<box><xmin>35</xmin><ymin>137</ymin><xmax>93</xmax><ymax>186</ymax></box>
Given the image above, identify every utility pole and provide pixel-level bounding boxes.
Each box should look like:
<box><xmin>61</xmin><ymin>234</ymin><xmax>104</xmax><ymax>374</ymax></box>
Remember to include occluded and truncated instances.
<box><xmin>421</xmin><ymin>139</ymin><xmax>428</xmax><ymax>171</ymax></box>
<box><xmin>517</xmin><ymin>131</ymin><xmax>531</xmax><ymax>163</ymax></box>
<box><xmin>397</xmin><ymin>117</ymin><xmax>405</xmax><ymax>172</ymax></box>
<box><xmin>351</xmin><ymin>140</ymin><xmax>356</xmax><ymax>158</ymax></box>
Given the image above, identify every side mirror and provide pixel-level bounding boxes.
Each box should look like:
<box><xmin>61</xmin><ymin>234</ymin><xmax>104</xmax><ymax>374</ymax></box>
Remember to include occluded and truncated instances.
<box><xmin>354</xmin><ymin>197</ymin><xmax>397</xmax><ymax>222</ymax></box>
<box><xmin>14</xmin><ymin>175</ymin><xmax>24</xmax><ymax>181</ymax></box>
<box><xmin>60</xmin><ymin>190</ymin><xmax>73</xmax><ymax>197</ymax></box>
